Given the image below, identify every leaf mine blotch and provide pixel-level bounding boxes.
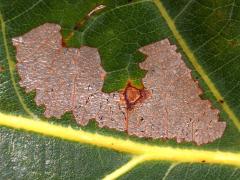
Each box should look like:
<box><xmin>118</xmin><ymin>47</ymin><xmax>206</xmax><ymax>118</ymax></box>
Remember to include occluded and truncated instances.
<box><xmin>128</xmin><ymin>39</ymin><xmax>226</xmax><ymax>145</ymax></box>
<box><xmin>12</xmin><ymin>23</ymin><xmax>126</xmax><ymax>131</ymax></box>
<box><xmin>12</xmin><ymin>23</ymin><xmax>226</xmax><ymax>145</ymax></box>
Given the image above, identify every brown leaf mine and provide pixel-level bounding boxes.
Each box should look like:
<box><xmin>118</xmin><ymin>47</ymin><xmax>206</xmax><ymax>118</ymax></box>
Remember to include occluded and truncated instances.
<box><xmin>128</xmin><ymin>39</ymin><xmax>226</xmax><ymax>145</ymax></box>
<box><xmin>12</xmin><ymin>23</ymin><xmax>126</xmax><ymax>131</ymax></box>
<box><xmin>12</xmin><ymin>23</ymin><xmax>226</xmax><ymax>145</ymax></box>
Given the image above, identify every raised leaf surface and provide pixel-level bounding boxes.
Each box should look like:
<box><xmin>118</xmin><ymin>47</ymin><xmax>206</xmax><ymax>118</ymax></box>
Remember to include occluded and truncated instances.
<box><xmin>1</xmin><ymin>0</ymin><xmax>240</xmax><ymax>179</ymax></box>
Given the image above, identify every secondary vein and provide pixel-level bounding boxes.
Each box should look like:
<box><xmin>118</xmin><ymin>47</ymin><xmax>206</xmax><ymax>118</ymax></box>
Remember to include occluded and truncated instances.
<box><xmin>0</xmin><ymin>12</ymin><xmax>37</xmax><ymax>118</ymax></box>
<box><xmin>153</xmin><ymin>0</ymin><xmax>240</xmax><ymax>130</ymax></box>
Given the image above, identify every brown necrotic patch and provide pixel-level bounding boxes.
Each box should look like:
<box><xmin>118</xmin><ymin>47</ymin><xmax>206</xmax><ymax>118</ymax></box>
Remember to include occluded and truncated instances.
<box><xmin>74</xmin><ymin>4</ymin><xmax>106</xmax><ymax>31</ymax></box>
<box><xmin>63</xmin><ymin>4</ymin><xmax>106</xmax><ymax>45</ymax></box>
<box><xmin>0</xmin><ymin>66</ymin><xmax>4</xmax><ymax>73</ymax></box>
<box><xmin>12</xmin><ymin>23</ymin><xmax>226</xmax><ymax>145</ymax></box>
<box><xmin>128</xmin><ymin>39</ymin><xmax>226</xmax><ymax>145</ymax></box>
<box><xmin>120</xmin><ymin>83</ymin><xmax>150</xmax><ymax>111</ymax></box>
<box><xmin>119</xmin><ymin>83</ymin><xmax>150</xmax><ymax>131</ymax></box>
<box><xmin>12</xmin><ymin>23</ymin><xmax>126</xmax><ymax>131</ymax></box>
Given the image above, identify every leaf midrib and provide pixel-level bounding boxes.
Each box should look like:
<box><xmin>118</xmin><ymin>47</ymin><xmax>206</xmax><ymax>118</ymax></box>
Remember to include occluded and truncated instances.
<box><xmin>1</xmin><ymin>112</ymin><xmax>240</xmax><ymax>167</ymax></box>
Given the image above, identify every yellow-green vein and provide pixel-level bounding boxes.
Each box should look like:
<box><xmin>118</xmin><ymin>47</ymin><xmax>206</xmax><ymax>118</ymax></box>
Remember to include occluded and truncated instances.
<box><xmin>103</xmin><ymin>155</ymin><xmax>147</xmax><ymax>180</ymax></box>
<box><xmin>0</xmin><ymin>13</ymin><xmax>37</xmax><ymax>118</ymax></box>
<box><xmin>153</xmin><ymin>0</ymin><xmax>240</xmax><ymax>130</ymax></box>
<box><xmin>162</xmin><ymin>163</ymin><xmax>179</xmax><ymax>180</ymax></box>
<box><xmin>1</xmin><ymin>113</ymin><xmax>240</xmax><ymax>168</ymax></box>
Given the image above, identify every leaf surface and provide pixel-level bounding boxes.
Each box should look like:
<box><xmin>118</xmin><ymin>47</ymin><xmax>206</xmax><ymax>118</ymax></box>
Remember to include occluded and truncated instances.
<box><xmin>1</xmin><ymin>0</ymin><xmax>240</xmax><ymax>179</ymax></box>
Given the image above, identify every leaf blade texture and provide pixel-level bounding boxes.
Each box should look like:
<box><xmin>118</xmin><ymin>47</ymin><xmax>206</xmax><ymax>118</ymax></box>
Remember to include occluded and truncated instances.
<box><xmin>1</xmin><ymin>0</ymin><xmax>240</xmax><ymax>179</ymax></box>
<box><xmin>12</xmin><ymin>24</ymin><xmax>226</xmax><ymax>145</ymax></box>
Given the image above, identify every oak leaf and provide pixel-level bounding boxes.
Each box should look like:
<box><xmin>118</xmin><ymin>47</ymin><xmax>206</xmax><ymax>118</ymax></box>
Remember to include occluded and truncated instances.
<box><xmin>12</xmin><ymin>23</ymin><xmax>226</xmax><ymax>145</ymax></box>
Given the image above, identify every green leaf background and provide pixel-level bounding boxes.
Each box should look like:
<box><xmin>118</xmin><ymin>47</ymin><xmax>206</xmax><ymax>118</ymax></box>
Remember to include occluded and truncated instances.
<box><xmin>1</xmin><ymin>0</ymin><xmax>240</xmax><ymax>179</ymax></box>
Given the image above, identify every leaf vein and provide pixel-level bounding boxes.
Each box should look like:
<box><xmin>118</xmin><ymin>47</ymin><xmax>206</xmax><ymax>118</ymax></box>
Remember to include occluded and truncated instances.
<box><xmin>153</xmin><ymin>0</ymin><xmax>240</xmax><ymax>130</ymax></box>
<box><xmin>0</xmin><ymin>12</ymin><xmax>37</xmax><ymax>118</ymax></box>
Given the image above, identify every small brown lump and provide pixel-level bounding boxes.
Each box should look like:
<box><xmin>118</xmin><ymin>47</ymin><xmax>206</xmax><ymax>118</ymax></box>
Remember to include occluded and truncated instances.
<box><xmin>121</xmin><ymin>84</ymin><xmax>150</xmax><ymax>111</ymax></box>
<box><xmin>125</xmin><ymin>86</ymin><xmax>141</xmax><ymax>104</ymax></box>
<box><xmin>12</xmin><ymin>23</ymin><xmax>226</xmax><ymax>145</ymax></box>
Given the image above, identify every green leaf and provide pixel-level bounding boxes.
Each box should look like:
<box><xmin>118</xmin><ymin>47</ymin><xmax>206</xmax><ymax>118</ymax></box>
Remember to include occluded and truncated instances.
<box><xmin>0</xmin><ymin>0</ymin><xmax>240</xmax><ymax>179</ymax></box>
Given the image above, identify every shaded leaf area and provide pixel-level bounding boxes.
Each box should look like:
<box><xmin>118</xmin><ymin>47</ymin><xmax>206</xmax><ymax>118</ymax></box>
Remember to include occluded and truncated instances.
<box><xmin>0</xmin><ymin>127</ymin><xmax>130</xmax><ymax>179</ymax></box>
<box><xmin>121</xmin><ymin>161</ymin><xmax>240</xmax><ymax>180</ymax></box>
<box><xmin>161</xmin><ymin>0</ymin><xmax>240</xmax><ymax>123</ymax></box>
